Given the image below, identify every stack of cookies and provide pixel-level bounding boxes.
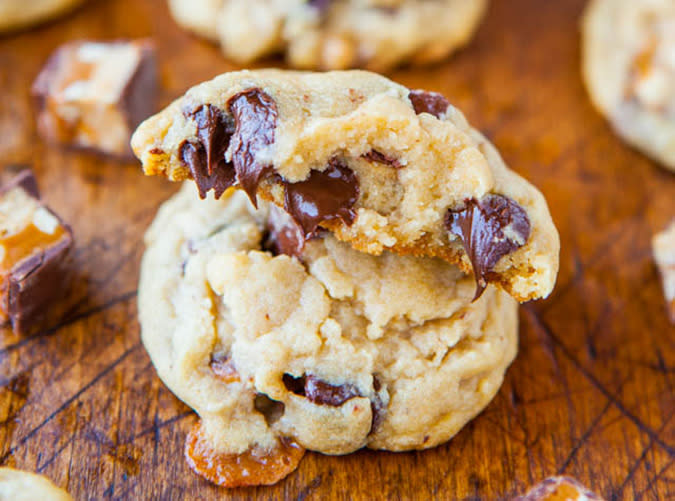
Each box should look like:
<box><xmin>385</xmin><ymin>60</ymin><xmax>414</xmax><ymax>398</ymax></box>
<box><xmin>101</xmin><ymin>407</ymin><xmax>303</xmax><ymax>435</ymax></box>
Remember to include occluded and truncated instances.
<box><xmin>131</xmin><ymin>69</ymin><xmax>560</xmax><ymax>487</ymax></box>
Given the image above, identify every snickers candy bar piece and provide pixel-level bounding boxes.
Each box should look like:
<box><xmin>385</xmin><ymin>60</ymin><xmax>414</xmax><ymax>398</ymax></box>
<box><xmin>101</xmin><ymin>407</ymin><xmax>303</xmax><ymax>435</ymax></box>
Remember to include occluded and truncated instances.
<box><xmin>653</xmin><ymin>220</ymin><xmax>675</xmax><ymax>323</ymax></box>
<box><xmin>518</xmin><ymin>476</ymin><xmax>604</xmax><ymax>501</ymax></box>
<box><xmin>0</xmin><ymin>171</ymin><xmax>74</xmax><ymax>333</ymax></box>
<box><xmin>132</xmin><ymin>69</ymin><xmax>560</xmax><ymax>301</ymax></box>
<box><xmin>32</xmin><ymin>39</ymin><xmax>157</xmax><ymax>159</ymax></box>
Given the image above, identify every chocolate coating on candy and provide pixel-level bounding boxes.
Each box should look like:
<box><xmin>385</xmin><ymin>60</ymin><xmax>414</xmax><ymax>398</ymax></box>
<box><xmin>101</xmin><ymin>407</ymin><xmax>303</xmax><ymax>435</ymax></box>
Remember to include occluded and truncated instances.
<box><xmin>283</xmin><ymin>159</ymin><xmax>359</xmax><ymax>237</ymax></box>
<box><xmin>227</xmin><ymin>89</ymin><xmax>278</xmax><ymax>205</ymax></box>
<box><xmin>445</xmin><ymin>194</ymin><xmax>530</xmax><ymax>298</ymax></box>
<box><xmin>0</xmin><ymin>169</ymin><xmax>40</xmax><ymax>199</ymax></box>
<box><xmin>409</xmin><ymin>89</ymin><xmax>451</xmax><ymax>119</ymax></box>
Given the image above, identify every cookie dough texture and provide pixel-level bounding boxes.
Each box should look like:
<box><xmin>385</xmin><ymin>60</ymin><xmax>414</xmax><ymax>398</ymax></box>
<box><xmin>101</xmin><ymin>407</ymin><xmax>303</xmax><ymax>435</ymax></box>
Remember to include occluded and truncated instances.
<box><xmin>0</xmin><ymin>468</ymin><xmax>72</xmax><ymax>501</ymax></box>
<box><xmin>139</xmin><ymin>183</ymin><xmax>518</xmax><ymax>456</ymax></box>
<box><xmin>0</xmin><ymin>0</ymin><xmax>84</xmax><ymax>34</ymax></box>
<box><xmin>582</xmin><ymin>0</ymin><xmax>675</xmax><ymax>170</ymax></box>
<box><xmin>132</xmin><ymin>70</ymin><xmax>560</xmax><ymax>302</ymax></box>
<box><xmin>167</xmin><ymin>0</ymin><xmax>488</xmax><ymax>70</ymax></box>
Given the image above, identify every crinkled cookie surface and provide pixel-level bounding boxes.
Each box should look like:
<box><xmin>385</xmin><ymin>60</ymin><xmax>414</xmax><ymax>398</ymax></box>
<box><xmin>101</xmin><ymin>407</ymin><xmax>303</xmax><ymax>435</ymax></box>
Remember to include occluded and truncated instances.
<box><xmin>132</xmin><ymin>69</ymin><xmax>560</xmax><ymax>302</ymax></box>
<box><xmin>138</xmin><ymin>184</ymin><xmax>518</xmax><ymax>485</ymax></box>
<box><xmin>583</xmin><ymin>0</ymin><xmax>675</xmax><ymax>170</ymax></box>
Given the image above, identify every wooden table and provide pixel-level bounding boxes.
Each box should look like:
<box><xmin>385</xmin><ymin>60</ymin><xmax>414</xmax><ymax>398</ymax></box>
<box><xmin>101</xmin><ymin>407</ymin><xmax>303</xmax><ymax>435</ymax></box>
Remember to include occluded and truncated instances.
<box><xmin>0</xmin><ymin>0</ymin><xmax>673</xmax><ymax>499</ymax></box>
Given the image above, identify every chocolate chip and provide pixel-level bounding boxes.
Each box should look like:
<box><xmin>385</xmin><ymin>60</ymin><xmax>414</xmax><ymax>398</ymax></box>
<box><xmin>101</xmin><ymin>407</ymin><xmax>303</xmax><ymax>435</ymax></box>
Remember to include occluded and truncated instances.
<box><xmin>408</xmin><ymin>89</ymin><xmax>451</xmax><ymax>119</ymax></box>
<box><xmin>254</xmin><ymin>393</ymin><xmax>285</xmax><ymax>425</ymax></box>
<box><xmin>445</xmin><ymin>194</ymin><xmax>531</xmax><ymax>299</ymax></box>
<box><xmin>179</xmin><ymin>140</ymin><xmax>235</xmax><ymax>199</ymax></box>
<box><xmin>180</xmin><ymin>89</ymin><xmax>278</xmax><ymax>203</ymax></box>
<box><xmin>362</xmin><ymin>150</ymin><xmax>402</xmax><ymax>168</ymax></box>
<box><xmin>180</xmin><ymin>102</ymin><xmax>236</xmax><ymax>199</ymax></box>
<box><xmin>283</xmin><ymin>374</ymin><xmax>361</xmax><ymax>407</ymax></box>
<box><xmin>283</xmin><ymin>159</ymin><xmax>359</xmax><ymax>237</ymax></box>
<box><xmin>369</xmin><ymin>375</ymin><xmax>385</xmax><ymax>433</ymax></box>
<box><xmin>227</xmin><ymin>88</ymin><xmax>278</xmax><ymax>206</ymax></box>
<box><xmin>264</xmin><ymin>205</ymin><xmax>307</xmax><ymax>258</ymax></box>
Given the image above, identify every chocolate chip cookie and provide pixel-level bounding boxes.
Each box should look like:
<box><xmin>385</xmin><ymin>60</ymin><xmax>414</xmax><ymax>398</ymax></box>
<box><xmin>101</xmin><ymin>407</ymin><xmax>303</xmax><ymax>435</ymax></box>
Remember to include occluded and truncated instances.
<box><xmin>0</xmin><ymin>0</ymin><xmax>84</xmax><ymax>34</ymax></box>
<box><xmin>139</xmin><ymin>183</ymin><xmax>518</xmax><ymax>487</ymax></box>
<box><xmin>167</xmin><ymin>0</ymin><xmax>488</xmax><ymax>70</ymax></box>
<box><xmin>582</xmin><ymin>0</ymin><xmax>675</xmax><ymax>170</ymax></box>
<box><xmin>0</xmin><ymin>467</ymin><xmax>72</xmax><ymax>501</ymax></box>
<box><xmin>132</xmin><ymin>70</ymin><xmax>560</xmax><ymax>302</ymax></box>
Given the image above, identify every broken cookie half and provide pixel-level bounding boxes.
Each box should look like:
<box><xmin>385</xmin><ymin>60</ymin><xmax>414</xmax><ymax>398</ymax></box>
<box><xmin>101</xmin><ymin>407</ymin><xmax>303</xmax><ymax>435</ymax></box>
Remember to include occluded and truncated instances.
<box><xmin>132</xmin><ymin>70</ymin><xmax>559</xmax><ymax>301</ymax></box>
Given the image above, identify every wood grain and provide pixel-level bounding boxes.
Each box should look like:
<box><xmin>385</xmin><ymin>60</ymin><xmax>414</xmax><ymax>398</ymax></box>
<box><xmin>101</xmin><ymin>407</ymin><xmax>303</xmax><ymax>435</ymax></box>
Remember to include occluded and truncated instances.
<box><xmin>0</xmin><ymin>0</ymin><xmax>673</xmax><ymax>499</ymax></box>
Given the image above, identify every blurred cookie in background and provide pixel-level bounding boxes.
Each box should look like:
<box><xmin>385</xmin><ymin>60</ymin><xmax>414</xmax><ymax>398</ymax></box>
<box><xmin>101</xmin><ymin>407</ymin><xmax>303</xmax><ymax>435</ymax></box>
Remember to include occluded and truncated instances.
<box><xmin>167</xmin><ymin>0</ymin><xmax>488</xmax><ymax>71</ymax></box>
<box><xmin>0</xmin><ymin>467</ymin><xmax>72</xmax><ymax>501</ymax></box>
<box><xmin>582</xmin><ymin>0</ymin><xmax>675</xmax><ymax>171</ymax></box>
<box><xmin>0</xmin><ymin>0</ymin><xmax>85</xmax><ymax>34</ymax></box>
<box><xmin>653</xmin><ymin>219</ymin><xmax>675</xmax><ymax>323</ymax></box>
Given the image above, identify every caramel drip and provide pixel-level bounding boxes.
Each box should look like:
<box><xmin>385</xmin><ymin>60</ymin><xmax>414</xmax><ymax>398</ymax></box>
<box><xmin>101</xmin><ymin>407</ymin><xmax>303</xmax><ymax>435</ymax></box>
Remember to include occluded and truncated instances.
<box><xmin>184</xmin><ymin>421</ymin><xmax>305</xmax><ymax>487</ymax></box>
<box><xmin>0</xmin><ymin>223</ymin><xmax>66</xmax><ymax>274</ymax></box>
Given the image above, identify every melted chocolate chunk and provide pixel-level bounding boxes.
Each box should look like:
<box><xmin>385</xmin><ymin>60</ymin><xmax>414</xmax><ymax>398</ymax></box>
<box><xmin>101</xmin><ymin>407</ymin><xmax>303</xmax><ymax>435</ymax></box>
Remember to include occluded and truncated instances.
<box><xmin>254</xmin><ymin>393</ymin><xmax>285</xmax><ymax>426</ymax></box>
<box><xmin>180</xmin><ymin>89</ymin><xmax>278</xmax><ymax>202</ymax></box>
<box><xmin>283</xmin><ymin>374</ymin><xmax>361</xmax><ymax>406</ymax></box>
<box><xmin>283</xmin><ymin>159</ymin><xmax>359</xmax><ymax>237</ymax></box>
<box><xmin>370</xmin><ymin>375</ymin><xmax>385</xmax><ymax>432</ymax></box>
<box><xmin>180</xmin><ymin>103</ymin><xmax>235</xmax><ymax>199</ymax></box>
<box><xmin>227</xmin><ymin>89</ymin><xmax>278</xmax><ymax>205</ymax></box>
<box><xmin>408</xmin><ymin>89</ymin><xmax>451</xmax><ymax>119</ymax></box>
<box><xmin>265</xmin><ymin>205</ymin><xmax>307</xmax><ymax>258</ymax></box>
<box><xmin>362</xmin><ymin>150</ymin><xmax>402</xmax><ymax>168</ymax></box>
<box><xmin>445</xmin><ymin>194</ymin><xmax>531</xmax><ymax>299</ymax></box>
<box><xmin>179</xmin><ymin>140</ymin><xmax>234</xmax><ymax>199</ymax></box>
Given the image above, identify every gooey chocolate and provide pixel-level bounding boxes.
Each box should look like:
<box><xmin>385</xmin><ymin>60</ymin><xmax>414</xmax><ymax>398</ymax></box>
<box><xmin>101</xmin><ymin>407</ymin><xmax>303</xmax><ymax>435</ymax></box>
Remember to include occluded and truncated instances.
<box><xmin>265</xmin><ymin>205</ymin><xmax>307</xmax><ymax>258</ymax></box>
<box><xmin>283</xmin><ymin>373</ymin><xmax>385</xmax><ymax>433</ymax></box>
<box><xmin>283</xmin><ymin>159</ymin><xmax>359</xmax><ymax>237</ymax></box>
<box><xmin>409</xmin><ymin>89</ymin><xmax>451</xmax><ymax>119</ymax></box>
<box><xmin>179</xmin><ymin>88</ymin><xmax>361</xmax><ymax>257</ymax></box>
<box><xmin>445</xmin><ymin>194</ymin><xmax>531</xmax><ymax>298</ymax></box>
<box><xmin>227</xmin><ymin>89</ymin><xmax>278</xmax><ymax>204</ymax></box>
<box><xmin>283</xmin><ymin>373</ymin><xmax>361</xmax><ymax>406</ymax></box>
<box><xmin>180</xmin><ymin>104</ymin><xmax>234</xmax><ymax>199</ymax></box>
